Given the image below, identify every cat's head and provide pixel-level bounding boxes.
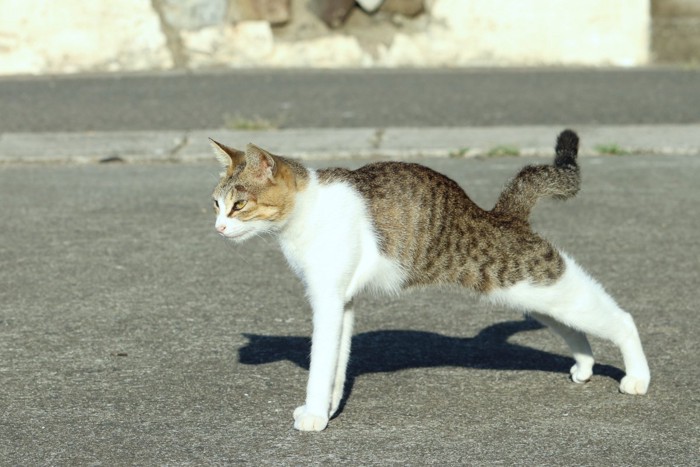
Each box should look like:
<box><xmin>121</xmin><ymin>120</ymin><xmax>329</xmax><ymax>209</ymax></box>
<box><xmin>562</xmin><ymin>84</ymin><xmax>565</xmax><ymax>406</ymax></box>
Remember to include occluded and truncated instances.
<box><xmin>210</xmin><ymin>139</ymin><xmax>307</xmax><ymax>242</ymax></box>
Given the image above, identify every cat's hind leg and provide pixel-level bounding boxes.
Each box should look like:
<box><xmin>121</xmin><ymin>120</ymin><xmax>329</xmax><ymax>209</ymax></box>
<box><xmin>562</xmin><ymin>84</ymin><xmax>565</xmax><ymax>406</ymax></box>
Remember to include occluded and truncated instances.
<box><xmin>529</xmin><ymin>312</ymin><xmax>594</xmax><ymax>384</ymax></box>
<box><xmin>490</xmin><ymin>254</ymin><xmax>650</xmax><ymax>395</ymax></box>
<box><xmin>554</xmin><ymin>257</ymin><xmax>650</xmax><ymax>395</ymax></box>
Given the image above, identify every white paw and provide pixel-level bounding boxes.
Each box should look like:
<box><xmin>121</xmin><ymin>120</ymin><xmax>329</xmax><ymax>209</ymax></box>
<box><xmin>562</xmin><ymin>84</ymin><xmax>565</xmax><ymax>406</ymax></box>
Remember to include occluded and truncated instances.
<box><xmin>619</xmin><ymin>375</ymin><xmax>649</xmax><ymax>395</ymax></box>
<box><xmin>293</xmin><ymin>405</ymin><xmax>329</xmax><ymax>432</ymax></box>
<box><xmin>570</xmin><ymin>363</ymin><xmax>592</xmax><ymax>384</ymax></box>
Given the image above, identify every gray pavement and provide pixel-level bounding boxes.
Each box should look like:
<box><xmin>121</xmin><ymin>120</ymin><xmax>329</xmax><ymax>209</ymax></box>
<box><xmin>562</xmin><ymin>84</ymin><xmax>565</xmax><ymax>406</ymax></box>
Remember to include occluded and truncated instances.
<box><xmin>1</xmin><ymin>155</ymin><xmax>698</xmax><ymax>464</ymax></box>
<box><xmin>2</xmin><ymin>68</ymin><xmax>698</xmax><ymax>165</ymax></box>
<box><xmin>1</xmin><ymin>68</ymin><xmax>698</xmax><ymax>464</ymax></box>
<box><xmin>2</xmin><ymin>125</ymin><xmax>700</xmax><ymax>165</ymax></box>
<box><xmin>1</xmin><ymin>68</ymin><xmax>700</xmax><ymax>132</ymax></box>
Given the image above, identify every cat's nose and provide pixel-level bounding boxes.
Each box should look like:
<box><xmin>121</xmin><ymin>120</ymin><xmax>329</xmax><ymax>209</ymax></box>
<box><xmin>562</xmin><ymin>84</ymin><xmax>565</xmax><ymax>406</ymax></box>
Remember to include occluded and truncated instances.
<box><xmin>216</xmin><ymin>224</ymin><xmax>226</xmax><ymax>233</ymax></box>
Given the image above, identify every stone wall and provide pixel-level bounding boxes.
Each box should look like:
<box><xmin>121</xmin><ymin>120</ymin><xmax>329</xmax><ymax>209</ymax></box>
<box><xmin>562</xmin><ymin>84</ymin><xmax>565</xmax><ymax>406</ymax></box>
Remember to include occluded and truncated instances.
<box><xmin>652</xmin><ymin>0</ymin><xmax>700</xmax><ymax>63</ymax></box>
<box><xmin>0</xmin><ymin>0</ymin><xmax>172</xmax><ymax>74</ymax></box>
<box><xmin>0</xmin><ymin>0</ymin><xmax>662</xmax><ymax>75</ymax></box>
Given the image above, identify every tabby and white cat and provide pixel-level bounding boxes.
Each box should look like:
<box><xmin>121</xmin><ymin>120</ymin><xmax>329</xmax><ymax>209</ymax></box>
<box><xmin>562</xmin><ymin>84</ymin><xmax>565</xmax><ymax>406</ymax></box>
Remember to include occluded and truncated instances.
<box><xmin>210</xmin><ymin>130</ymin><xmax>650</xmax><ymax>432</ymax></box>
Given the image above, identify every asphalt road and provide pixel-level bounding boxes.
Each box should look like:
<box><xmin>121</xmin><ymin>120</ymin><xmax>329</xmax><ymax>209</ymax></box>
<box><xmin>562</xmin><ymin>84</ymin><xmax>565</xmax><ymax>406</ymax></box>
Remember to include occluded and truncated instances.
<box><xmin>1</xmin><ymin>155</ymin><xmax>698</xmax><ymax>464</ymax></box>
<box><xmin>1</xmin><ymin>68</ymin><xmax>700</xmax><ymax>132</ymax></box>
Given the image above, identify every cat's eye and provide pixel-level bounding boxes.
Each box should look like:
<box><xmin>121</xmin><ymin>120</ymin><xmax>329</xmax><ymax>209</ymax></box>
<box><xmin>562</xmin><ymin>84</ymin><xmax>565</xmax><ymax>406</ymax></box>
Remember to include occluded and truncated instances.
<box><xmin>229</xmin><ymin>200</ymin><xmax>247</xmax><ymax>215</ymax></box>
<box><xmin>213</xmin><ymin>200</ymin><xmax>219</xmax><ymax>210</ymax></box>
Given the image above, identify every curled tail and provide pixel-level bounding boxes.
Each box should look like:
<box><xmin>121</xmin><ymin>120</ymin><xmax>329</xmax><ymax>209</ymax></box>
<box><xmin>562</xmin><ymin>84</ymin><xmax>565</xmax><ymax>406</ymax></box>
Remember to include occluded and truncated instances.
<box><xmin>492</xmin><ymin>129</ymin><xmax>580</xmax><ymax>221</ymax></box>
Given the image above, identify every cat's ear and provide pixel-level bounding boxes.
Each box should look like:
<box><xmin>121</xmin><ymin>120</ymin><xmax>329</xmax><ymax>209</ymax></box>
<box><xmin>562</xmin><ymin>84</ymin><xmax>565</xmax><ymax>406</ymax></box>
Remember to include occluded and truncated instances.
<box><xmin>245</xmin><ymin>143</ymin><xmax>277</xmax><ymax>183</ymax></box>
<box><xmin>209</xmin><ymin>138</ymin><xmax>245</xmax><ymax>168</ymax></box>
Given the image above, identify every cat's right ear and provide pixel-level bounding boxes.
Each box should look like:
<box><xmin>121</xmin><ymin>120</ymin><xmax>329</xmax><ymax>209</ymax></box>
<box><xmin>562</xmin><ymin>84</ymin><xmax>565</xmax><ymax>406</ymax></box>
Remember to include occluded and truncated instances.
<box><xmin>209</xmin><ymin>138</ymin><xmax>245</xmax><ymax>168</ymax></box>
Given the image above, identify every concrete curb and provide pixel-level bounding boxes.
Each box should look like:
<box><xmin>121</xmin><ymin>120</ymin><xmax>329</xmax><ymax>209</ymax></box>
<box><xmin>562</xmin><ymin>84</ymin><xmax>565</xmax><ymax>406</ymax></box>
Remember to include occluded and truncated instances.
<box><xmin>1</xmin><ymin>125</ymin><xmax>699</xmax><ymax>164</ymax></box>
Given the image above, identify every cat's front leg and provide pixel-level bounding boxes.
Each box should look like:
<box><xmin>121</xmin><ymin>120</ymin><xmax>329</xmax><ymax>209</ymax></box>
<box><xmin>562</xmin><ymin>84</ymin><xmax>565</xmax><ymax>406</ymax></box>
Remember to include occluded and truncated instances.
<box><xmin>294</xmin><ymin>291</ymin><xmax>345</xmax><ymax>432</ymax></box>
<box><xmin>330</xmin><ymin>302</ymin><xmax>355</xmax><ymax>417</ymax></box>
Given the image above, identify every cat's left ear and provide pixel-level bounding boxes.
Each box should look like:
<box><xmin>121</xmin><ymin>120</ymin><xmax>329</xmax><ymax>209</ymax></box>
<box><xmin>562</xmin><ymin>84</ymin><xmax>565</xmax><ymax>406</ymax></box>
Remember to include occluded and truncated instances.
<box><xmin>245</xmin><ymin>143</ymin><xmax>277</xmax><ymax>183</ymax></box>
<box><xmin>209</xmin><ymin>138</ymin><xmax>245</xmax><ymax>168</ymax></box>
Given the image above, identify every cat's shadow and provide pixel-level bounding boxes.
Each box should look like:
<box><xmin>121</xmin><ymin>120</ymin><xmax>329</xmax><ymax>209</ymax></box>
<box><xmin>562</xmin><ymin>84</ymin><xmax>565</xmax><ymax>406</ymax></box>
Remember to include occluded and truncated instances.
<box><xmin>238</xmin><ymin>319</ymin><xmax>624</xmax><ymax>416</ymax></box>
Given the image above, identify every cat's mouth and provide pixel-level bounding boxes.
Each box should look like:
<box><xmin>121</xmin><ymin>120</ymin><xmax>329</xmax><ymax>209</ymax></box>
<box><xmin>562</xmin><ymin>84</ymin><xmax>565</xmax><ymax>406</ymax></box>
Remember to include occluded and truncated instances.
<box><xmin>219</xmin><ymin>229</ymin><xmax>252</xmax><ymax>241</ymax></box>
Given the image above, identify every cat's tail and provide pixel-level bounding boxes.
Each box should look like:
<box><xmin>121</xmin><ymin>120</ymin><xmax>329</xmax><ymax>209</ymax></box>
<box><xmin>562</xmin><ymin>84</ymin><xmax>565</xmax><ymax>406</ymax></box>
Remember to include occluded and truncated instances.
<box><xmin>492</xmin><ymin>129</ymin><xmax>580</xmax><ymax>221</ymax></box>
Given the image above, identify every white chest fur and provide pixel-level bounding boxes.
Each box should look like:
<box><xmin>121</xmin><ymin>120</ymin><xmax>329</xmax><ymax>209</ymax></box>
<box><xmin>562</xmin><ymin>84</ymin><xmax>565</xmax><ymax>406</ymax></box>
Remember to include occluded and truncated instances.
<box><xmin>278</xmin><ymin>171</ymin><xmax>405</xmax><ymax>301</ymax></box>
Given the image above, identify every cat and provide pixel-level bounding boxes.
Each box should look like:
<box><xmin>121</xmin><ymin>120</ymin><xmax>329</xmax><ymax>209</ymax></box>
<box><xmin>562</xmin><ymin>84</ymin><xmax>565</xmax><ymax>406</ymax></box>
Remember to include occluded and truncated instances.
<box><xmin>210</xmin><ymin>130</ymin><xmax>650</xmax><ymax>432</ymax></box>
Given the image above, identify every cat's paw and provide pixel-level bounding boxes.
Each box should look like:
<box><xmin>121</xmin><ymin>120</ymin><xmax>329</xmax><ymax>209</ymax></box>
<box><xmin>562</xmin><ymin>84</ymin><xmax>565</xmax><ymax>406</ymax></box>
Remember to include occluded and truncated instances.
<box><xmin>569</xmin><ymin>363</ymin><xmax>592</xmax><ymax>384</ymax></box>
<box><xmin>293</xmin><ymin>405</ymin><xmax>329</xmax><ymax>432</ymax></box>
<box><xmin>619</xmin><ymin>375</ymin><xmax>649</xmax><ymax>395</ymax></box>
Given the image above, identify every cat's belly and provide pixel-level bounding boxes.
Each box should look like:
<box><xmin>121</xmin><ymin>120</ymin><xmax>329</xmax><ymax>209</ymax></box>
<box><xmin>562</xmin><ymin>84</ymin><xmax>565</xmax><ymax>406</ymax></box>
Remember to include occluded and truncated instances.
<box><xmin>345</xmin><ymin>223</ymin><xmax>406</xmax><ymax>299</ymax></box>
<box><xmin>352</xmin><ymin>254</ymin><xmax>406</xmax><ymax>299</ymax></box>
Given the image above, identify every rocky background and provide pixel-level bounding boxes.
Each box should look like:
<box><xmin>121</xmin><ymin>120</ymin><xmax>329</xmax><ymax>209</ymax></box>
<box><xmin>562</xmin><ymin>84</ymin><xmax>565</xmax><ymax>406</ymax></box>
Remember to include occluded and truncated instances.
<box><xmin>0</xmin><ymin>0</ymin><xmax>697</xmax><ymax>75</ymax></box>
